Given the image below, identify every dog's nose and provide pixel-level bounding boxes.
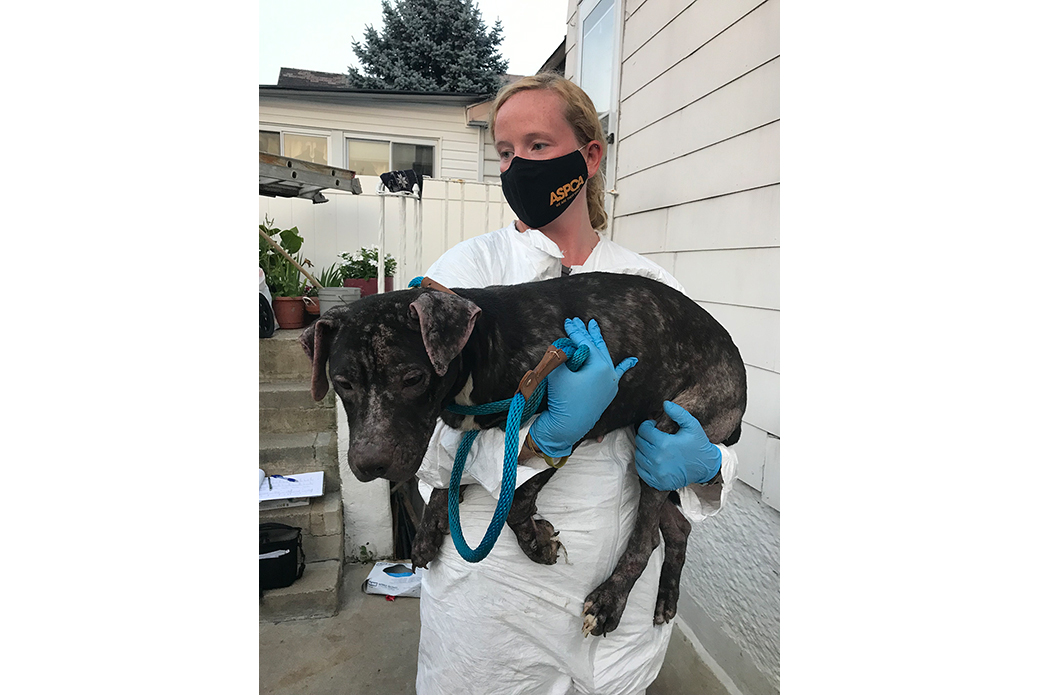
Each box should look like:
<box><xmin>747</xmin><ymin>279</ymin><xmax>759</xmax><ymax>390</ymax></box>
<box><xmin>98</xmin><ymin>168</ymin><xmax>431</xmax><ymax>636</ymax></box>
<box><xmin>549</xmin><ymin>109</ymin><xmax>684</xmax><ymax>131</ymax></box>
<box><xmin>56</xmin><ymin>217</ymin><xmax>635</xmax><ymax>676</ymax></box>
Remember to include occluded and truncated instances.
<box><xmin>348</xmin><ymin>442</ymin><xmax>389</xmax><ymax>481</ymax></box>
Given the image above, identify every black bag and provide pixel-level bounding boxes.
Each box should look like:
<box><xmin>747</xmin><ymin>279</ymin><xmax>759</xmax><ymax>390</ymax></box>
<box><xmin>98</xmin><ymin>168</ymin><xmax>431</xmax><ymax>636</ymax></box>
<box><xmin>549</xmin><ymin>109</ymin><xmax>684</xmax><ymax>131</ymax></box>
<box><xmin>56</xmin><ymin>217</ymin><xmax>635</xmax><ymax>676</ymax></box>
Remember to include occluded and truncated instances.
<box><xmin>260</xmin><ymin>522</ymin><xmax>305</xmax><ymax>592</ymax></box>
<box><xmin>260</xmin><ymin>294</ymin><xmax>276</xmax><ymax>338</ymax></box>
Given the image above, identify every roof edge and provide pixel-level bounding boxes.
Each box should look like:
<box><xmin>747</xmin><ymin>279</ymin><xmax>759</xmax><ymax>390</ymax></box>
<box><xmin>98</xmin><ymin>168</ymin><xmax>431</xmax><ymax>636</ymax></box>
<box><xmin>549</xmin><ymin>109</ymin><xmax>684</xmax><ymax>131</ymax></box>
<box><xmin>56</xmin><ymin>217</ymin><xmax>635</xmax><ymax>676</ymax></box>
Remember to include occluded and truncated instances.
<box><xmin>260</xmin><ymin>85</ymin><xmax>490</xmax><ymax>100</ymax></box>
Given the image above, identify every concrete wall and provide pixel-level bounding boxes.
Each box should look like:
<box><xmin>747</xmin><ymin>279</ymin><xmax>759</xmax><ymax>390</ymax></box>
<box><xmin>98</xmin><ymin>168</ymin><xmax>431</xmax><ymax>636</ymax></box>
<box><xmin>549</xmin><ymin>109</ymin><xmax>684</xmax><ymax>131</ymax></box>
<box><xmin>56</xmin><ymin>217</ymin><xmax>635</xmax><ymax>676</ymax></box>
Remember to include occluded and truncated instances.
<box><xmin>566</xmin><ymin>0</ymin><xmax>782</xmax><ymax>692</ymax></box>
<box><xmin>337</xmin><ymin>410</ymin><xmax>394</xmax><ymax>562</ymax></box>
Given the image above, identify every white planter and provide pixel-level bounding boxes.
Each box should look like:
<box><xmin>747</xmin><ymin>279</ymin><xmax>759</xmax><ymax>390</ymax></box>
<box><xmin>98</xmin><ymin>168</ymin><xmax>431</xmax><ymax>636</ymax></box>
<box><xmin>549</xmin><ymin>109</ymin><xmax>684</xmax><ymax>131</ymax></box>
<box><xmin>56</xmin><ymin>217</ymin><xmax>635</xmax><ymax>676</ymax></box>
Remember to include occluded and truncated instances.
<box><xmin>317</xmin><ymin>286</ymin><xmax>362</xmax><ymax>316</ymax></box>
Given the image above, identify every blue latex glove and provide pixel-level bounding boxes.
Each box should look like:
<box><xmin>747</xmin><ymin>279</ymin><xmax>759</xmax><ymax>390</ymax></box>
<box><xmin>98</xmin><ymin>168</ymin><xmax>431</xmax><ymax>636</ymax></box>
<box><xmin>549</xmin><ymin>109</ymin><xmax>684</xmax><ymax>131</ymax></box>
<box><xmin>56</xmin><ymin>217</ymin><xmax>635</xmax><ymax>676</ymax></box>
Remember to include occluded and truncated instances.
<box><xmin>634</xmin><ymin>401</ymin><xmax>722</xmax><ymax>490</ymax></box>
<box><xmin>529</xmin><ymin>317</ymin><xmax>639</xmax><ymax>457</ymax></box>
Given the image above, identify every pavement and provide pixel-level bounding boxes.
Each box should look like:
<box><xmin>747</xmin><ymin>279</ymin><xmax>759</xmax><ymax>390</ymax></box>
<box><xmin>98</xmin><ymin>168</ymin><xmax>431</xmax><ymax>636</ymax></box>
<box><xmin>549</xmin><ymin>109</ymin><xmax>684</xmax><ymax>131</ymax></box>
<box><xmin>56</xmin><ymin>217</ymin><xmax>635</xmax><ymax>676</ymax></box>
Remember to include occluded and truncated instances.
<box><xmin>260</xmin><ymin>563</ymin><xmax>730</xmax><ymax>695</ymax></box>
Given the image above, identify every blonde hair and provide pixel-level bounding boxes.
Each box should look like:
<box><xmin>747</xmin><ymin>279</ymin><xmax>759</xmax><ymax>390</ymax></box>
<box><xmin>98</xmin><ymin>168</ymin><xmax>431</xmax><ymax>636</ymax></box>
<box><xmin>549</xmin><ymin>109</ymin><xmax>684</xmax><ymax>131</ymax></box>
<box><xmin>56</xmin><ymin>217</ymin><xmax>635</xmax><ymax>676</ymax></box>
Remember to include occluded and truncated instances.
<box><xmin>489</xmin><ymin>73</ymin><xmax>609</xmax><ymax>231</ymax></box>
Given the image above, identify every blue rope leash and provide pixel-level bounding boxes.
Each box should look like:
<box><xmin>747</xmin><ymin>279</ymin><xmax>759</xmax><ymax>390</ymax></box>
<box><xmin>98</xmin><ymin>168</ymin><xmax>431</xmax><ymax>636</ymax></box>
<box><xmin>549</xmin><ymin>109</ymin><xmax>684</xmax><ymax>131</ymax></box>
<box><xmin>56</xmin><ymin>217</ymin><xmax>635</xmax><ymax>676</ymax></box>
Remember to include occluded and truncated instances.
<box><xmin>446</xmin><ymin>338</ymin><xmax>587</xmax><ymax>562</ymax></box>
<box><xmin>409</xmin><ymin>275</ymin><xmax>589</xmax><ymax>562</ymax></box>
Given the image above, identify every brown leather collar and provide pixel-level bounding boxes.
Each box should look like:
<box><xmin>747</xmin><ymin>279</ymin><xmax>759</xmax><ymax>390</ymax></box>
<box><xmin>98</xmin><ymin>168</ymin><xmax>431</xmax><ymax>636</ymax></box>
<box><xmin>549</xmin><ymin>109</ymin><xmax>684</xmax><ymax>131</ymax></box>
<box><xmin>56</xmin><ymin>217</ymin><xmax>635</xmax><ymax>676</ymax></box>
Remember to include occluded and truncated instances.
<box><xmin>517</xmin><ymin>345</ymin><xmax>568</xmax><ymax>400</ymax></box>
<box><xmin>418</xmin><ymin>276</ymin><xmax>456</xmax><ymax>295</ymax></box>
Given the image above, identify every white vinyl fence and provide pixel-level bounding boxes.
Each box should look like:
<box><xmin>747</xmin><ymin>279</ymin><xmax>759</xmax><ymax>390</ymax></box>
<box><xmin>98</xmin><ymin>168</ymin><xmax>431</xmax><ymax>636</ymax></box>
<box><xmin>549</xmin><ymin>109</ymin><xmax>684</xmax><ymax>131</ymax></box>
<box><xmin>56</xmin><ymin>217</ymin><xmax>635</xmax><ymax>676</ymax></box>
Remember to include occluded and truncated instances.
<box><xmin>259</xmin><ymin>176</ymin><xmax>514</xmax><ymax>289</ymax></box>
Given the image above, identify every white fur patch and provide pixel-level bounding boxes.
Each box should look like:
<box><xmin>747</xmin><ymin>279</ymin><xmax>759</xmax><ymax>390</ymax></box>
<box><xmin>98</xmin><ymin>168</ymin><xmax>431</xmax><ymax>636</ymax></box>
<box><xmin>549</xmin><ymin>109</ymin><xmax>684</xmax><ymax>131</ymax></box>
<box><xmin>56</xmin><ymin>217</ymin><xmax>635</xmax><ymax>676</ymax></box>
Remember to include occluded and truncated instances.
<box><xmin>455</xmin><ymin>376</ymin><xmax>477</xmax><ymax>430</ymax></box>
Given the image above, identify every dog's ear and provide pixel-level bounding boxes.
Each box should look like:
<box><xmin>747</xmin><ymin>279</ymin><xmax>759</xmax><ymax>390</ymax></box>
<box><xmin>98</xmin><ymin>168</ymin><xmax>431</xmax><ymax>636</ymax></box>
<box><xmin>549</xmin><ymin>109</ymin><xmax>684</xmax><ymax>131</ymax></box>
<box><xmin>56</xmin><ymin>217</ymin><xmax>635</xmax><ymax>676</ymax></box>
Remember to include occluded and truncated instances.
<box><xmin>409</xmin><ymin>291</ymin><xmax>481</xmax><ymax>376</ymax></box>
<box><xmin>299</xmin><ymin>318</ymin><xmax>336</xmax><ymax>400</ymax></box>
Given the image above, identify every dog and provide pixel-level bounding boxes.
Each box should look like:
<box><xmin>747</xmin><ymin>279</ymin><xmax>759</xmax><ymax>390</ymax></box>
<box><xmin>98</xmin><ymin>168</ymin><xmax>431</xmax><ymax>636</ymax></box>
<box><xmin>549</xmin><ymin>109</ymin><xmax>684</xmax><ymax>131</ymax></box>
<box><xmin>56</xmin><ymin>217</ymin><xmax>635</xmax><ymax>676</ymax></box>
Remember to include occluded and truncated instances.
<box><xmin>301</xmin><ymin>271</ymin><xmax>746</xmax><ymax>636</ymax></box>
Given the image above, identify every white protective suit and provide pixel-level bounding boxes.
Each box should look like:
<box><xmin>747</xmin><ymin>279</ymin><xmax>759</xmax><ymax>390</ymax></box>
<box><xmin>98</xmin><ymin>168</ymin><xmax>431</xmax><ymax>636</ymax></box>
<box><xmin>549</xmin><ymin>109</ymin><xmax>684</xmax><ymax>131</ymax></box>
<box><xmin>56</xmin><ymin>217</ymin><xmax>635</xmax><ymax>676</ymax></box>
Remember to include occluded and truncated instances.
<box><xmin>415</xmin><ymin>223</ymin><xmax>738</xmax><ymax>695</ymax></box>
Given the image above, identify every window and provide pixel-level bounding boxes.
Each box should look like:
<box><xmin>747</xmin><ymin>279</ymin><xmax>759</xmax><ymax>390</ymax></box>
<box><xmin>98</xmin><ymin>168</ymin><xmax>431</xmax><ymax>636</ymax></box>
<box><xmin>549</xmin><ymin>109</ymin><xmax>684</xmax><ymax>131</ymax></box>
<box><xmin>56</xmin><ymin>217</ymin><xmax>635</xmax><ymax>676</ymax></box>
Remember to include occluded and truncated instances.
<box><xmin>258</xmin><ymin>130</ymin><xmax>329</xmax><ymax>165</ymax></box>
<box><xmin>347</xmin><ymin>138</ymin><xmax>435</xmax><ymax>178</ymax></box>
<box><xmin>283</xmin><ymin>133</ymin><xmax>328</xmax><ymax>165</ymax></box>
<box><xmin>259</xmin><ymin>128</ymin><xmax>436</xmax><ymax>176</ymax></box>
<box><xmin>259</xmin><ymin>130</ymin><xmax>279</xmax><ymax>155</ymax></box>
<box><xmin>392</xmin><ymin>143</ymin><xmax>435</xmax><ymax>178</ymax></box>
<box><xmin>580</xmin><ymin>0</ymin><xmax>615</xmax><ymax>115</ymax></box>
<box><xmin>347</xmin><ymin>139</ymin><xmax>391</xmax><ymax>176</ymax></box>
<box><xmin>578</xmin><ymin>0</ymin><xmax>621</xmax><ymax>189</ymax></box>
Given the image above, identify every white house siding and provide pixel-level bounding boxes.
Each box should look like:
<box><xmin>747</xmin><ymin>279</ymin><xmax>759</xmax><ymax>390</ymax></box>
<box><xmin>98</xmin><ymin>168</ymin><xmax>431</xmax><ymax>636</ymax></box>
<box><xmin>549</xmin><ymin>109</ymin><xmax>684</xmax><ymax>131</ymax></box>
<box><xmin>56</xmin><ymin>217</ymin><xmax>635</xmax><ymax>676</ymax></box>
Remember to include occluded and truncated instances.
<box><xmin>482</xmin><ymin>140</ymin><xmax>502</xmax><ymax>183</ymax></box>
<box><xmin>566</xmin><ymin>0</ymin><xmax>781</xmax><ymax>692</ymax></box>
<box><xmin>260</xmin><ymin>94</ymin><xmax>483</xmax><ymax>180</ymax></box>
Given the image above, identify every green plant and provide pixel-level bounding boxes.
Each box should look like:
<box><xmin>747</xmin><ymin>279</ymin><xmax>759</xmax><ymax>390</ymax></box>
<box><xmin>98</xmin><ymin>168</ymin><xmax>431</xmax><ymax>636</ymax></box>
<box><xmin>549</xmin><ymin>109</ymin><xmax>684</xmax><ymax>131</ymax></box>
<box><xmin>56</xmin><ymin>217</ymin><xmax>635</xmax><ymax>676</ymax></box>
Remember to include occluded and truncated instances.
<box><xmin>260</xmin><ymin>216</ymin><xmax>312</xmax><ymax>297</ymax></box>
<box><xmin>339</xmin><ymin>246</ymin><xmax>397</xmax><ymax>280</ymax></box>
<box><xmin>315</xmin><ymin>264</ymin><xmax>343</xmax><ymax>289</ymax></box>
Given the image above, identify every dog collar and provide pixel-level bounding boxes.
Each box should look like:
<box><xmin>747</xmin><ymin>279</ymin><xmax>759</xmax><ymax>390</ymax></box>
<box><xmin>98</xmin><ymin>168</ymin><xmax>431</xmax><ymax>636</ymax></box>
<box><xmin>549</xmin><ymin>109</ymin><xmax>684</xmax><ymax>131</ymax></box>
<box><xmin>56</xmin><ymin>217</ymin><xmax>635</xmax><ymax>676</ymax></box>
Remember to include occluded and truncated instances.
<box><xmin>415</xmin><ymin>276</ymin><xmax>457</xmax><ymax>295</ymax></box>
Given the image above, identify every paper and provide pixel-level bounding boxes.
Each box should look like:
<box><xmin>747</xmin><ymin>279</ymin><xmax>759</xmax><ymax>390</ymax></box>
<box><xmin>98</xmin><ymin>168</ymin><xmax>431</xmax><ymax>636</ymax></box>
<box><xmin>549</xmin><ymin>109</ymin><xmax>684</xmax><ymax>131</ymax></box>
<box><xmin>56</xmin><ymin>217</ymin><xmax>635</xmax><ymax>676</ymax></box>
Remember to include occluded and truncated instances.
<box><xmin>259</xmin><ymin>471</ymin><xmax>325</xmax><ymax>502</ymax></box>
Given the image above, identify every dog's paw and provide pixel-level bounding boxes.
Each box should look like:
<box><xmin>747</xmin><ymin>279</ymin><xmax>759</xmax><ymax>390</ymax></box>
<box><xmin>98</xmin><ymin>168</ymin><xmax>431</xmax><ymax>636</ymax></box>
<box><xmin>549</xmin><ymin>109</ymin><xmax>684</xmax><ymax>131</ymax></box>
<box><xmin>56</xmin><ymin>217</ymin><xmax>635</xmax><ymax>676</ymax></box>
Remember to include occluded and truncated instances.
<box><xmin>654</xmin><ymin>583</ymin><xmax>679</xmax><ymax>625</ymax></box>
<box><xmin>654</xmin><ymin>561</ymin><xmax>682</xmax><ymax>625</ymax></box>
<box><xmin>410</xmin><ymin>524</ymin><xmax>447</xmax><ymax>569</ymax></box>
<box><xmin>410</xmin><ymin>546</ymin><xmax>437</xmax><ymax>569</ymax></box>
<box><xmin>513</xmin><ymin>517</ymin><xmax>561</xmax><ymax>565</ymax></box>
<box><xmin>582</xmin><ymin>581</ymin><xmax>629</xmax><ymax>637</ymax></box>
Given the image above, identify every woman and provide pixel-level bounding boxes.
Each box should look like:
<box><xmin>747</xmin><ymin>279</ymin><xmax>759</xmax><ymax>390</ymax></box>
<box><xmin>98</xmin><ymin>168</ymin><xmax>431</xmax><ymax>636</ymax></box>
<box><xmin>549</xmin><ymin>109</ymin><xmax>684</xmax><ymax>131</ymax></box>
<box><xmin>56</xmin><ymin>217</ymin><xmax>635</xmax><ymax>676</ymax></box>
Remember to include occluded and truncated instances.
<box><xmin>414</xmin><ymin>73</ymin><xmax>738</xmax><ymax>695</ymax></box>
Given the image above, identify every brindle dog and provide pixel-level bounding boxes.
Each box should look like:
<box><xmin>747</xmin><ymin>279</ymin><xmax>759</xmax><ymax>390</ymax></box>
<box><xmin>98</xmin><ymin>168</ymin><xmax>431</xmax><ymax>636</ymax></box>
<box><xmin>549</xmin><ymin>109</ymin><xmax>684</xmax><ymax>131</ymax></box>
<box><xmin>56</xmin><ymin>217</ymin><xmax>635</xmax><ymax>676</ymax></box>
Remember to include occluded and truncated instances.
<box><xmin>301</xmin><ymin>272</ymin><xmax>746</xmax><ymax>636</ymax></box>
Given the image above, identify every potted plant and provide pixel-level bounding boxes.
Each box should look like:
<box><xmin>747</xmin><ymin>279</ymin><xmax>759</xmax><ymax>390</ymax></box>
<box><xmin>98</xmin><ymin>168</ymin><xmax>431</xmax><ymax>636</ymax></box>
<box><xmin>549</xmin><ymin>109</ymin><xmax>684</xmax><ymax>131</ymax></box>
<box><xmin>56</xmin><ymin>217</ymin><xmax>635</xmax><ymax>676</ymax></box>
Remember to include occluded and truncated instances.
<box><xmin>259</xmin><ymin>217</ymin><xmax>313</xmax><ymax>329</ymax></box>
<box><xmin>339</xmin><ymin>246</ymin><xmax>397</xmax><ymax>297</ymax></box>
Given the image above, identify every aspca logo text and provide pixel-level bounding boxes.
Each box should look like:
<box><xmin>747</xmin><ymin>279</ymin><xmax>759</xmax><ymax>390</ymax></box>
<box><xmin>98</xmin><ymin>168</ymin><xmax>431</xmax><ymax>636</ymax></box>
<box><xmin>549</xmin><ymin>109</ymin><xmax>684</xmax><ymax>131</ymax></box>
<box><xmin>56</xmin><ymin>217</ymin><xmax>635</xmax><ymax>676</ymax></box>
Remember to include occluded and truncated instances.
<box><xmin>549</xmin><ymin>176</ymin><xmax>585</xmax><ymax>206</ymax></box>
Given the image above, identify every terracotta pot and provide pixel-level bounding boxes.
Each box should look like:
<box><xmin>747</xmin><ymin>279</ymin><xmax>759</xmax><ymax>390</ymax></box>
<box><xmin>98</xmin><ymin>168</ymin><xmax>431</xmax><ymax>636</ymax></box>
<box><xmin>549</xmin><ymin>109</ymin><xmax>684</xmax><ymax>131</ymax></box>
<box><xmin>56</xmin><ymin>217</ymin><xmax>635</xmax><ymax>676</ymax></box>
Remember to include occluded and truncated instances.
<box><xmin>272</xmin><ymin>297</ymin><xmax>306</xmax><ymax>329</ymax></box>
<box><xmin>302</xmin><ymin>296</ymin><xmax>320</xmax><ymax>316</ymax></box>
<box><xmin>343</xmin><ymin>277</ymin><xmax>394</xmax><ymax>298</ymax></box>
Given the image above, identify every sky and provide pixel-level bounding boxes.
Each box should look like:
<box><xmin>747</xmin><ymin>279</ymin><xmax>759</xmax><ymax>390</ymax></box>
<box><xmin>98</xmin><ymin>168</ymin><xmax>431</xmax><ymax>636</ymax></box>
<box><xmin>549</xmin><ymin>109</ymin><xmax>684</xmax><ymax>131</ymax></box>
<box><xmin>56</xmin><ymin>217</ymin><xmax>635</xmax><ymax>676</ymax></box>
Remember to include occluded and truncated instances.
<box><xmin>259</xmin><ymin>0</ymin><xmax>569</xmax><ymax>85</ymax></box>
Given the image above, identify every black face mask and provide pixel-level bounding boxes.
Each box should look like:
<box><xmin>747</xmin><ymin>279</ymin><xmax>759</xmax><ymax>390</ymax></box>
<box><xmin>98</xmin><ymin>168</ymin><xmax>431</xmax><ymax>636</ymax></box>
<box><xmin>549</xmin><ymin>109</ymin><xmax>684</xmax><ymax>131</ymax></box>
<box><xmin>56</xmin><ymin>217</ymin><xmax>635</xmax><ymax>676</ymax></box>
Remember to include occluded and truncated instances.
<box><xmin>500</xmin><ymin>147</ymin><xmax>589</xmax><ymax>229</ymax></box>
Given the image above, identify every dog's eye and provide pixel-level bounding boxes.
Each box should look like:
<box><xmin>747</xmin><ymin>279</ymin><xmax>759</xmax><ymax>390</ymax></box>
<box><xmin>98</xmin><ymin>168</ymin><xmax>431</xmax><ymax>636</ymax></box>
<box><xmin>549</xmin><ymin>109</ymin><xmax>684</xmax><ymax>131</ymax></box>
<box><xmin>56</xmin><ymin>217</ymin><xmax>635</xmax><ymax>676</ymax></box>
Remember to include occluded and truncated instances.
<box><xmin>333</xmin><ymin>376</ymin><xmax>352</xmax><ymax>391</ymax></box>
<box><xmin>403</xmin><ymin>372</ymin><xmax>425</xmax><ymax>388</ymax></box>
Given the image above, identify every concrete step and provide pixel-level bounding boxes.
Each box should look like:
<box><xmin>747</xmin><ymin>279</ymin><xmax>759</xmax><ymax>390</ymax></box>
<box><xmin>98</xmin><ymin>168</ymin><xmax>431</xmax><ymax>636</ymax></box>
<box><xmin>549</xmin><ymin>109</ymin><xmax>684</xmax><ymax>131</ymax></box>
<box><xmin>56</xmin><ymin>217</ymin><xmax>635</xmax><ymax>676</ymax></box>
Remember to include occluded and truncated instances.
<box><xmin>260</xmin><ymin>328</ymin><xmax>313</xmax><ymax>383</ymax></box>
<box><xmin>260</xmin><ymin>492</ymin><xmax>344</xmax><ymax>622</ymax></box>
<box><xmin>260</xmin><ymin>491</ymin><xmax>344</xmax><ymax>564</ymax></box>
<box><xmin>260</xmin><ymin>408</ymin><xmax>335</xmax><ymax>435</ymax></box>
<box><xmin>260</xmin><ymin>328</ymin><xmax>346</xmax><ymax>624</ymax></box>
<box><xmin>260</xmin><ymin>559</ymin><xmax>342</xmax><ymax>622</ymax></box>
<box><xmin>259</xmin><ymin>381</ymin><xmax>337</xmax><ymax>435</ymax></box>
<box><xmin>260</xmin><ymin>431</ymin><xmax>340</xmax><ymax>492</ymax></box>
<box><xmin>260</xmin><ymin>379</ymin><xmax>335</xmax><ymax>411</ymax></box>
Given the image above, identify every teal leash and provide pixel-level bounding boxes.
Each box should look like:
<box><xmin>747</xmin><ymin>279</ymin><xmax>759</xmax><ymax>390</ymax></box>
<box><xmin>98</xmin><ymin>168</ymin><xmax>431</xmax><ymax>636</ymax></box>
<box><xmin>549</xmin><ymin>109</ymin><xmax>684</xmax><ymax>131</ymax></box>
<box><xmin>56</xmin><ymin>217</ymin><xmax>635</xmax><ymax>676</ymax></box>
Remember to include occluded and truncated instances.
<box><xmin>410</xmin><ymin>274</ymin><xmax>590</xmax><ymax>562</ymax></box>
<box><xmin>444</xmin><ymin>338</ymin><xmax>587</xmax><ymax>562</ymax></box>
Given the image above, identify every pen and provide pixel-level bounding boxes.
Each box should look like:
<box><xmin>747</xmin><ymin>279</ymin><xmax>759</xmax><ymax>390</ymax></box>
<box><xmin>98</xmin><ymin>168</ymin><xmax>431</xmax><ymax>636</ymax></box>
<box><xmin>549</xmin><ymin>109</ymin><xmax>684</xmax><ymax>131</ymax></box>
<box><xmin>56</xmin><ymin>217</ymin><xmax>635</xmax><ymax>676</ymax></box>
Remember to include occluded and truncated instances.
<box><xmin>272</xmin><ymin>475</ymin><xmax>297</xmax><ymax>482</ymax></box>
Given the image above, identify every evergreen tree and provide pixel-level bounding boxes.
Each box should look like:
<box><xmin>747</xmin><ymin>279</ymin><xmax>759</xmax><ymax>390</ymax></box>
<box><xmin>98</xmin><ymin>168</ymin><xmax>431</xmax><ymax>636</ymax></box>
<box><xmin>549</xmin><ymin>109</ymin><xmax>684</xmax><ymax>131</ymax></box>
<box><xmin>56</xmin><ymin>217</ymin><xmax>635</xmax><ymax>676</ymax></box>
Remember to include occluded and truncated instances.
<box><xmin>349</xmin><ymin>0</ymin><xmax>509</xmax><ymax>95</ymax></box>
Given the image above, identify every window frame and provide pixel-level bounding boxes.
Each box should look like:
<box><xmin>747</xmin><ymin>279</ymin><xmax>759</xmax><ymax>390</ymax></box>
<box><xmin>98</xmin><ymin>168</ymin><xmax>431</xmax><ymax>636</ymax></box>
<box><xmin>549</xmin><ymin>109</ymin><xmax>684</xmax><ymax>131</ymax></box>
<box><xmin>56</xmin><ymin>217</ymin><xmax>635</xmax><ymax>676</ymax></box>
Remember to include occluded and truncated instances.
<box><xmin>576</xmin><ymin>0</ymin><xmax>624</xmax><ymax>194</ymax></box>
